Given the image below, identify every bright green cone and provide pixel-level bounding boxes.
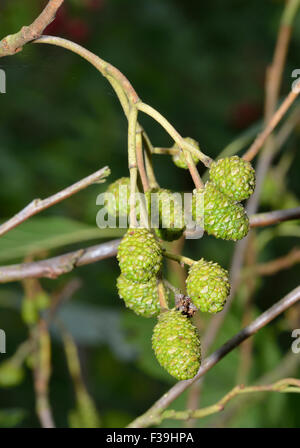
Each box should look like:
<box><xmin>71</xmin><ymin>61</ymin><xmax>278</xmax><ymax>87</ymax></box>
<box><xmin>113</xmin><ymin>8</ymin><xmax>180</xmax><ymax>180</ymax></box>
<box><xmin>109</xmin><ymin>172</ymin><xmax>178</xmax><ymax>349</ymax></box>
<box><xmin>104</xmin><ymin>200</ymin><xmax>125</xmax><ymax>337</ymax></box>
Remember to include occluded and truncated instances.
<box><xmin>172</xmin><ymin>137</ymin><xmax>200</xmax><ymax>169</ymax></box>
<box><xmin>209</xmin><ymin>156</ymin><xmax>255</xmax><ymax>201</ymax></box>
<box><xmin>146</xmin><ymin>188</ymin><xmax>185</xmax><ymax>242</ymax></box>
<box><xmin>117</xmin><ymin>228</ymin><xmax>163</xmax><ymax>283</ymax></box>
<box><xmin>104</xmin><ymin>177</ymin><xmax>130</xmax><ymax>218</ymax></box>
<box><xmin>117</xmin><ymin>275</ymin><xmax>164</xmax><ymax>317</ymax></box>
<box><xmin>193</xmin><ymin>182</ymin><xmax>249</xmax><ymax>241</ymax></box>
<box><xmin>152</xmin><ymin>310</ymin><xmax>201</xmax><ymax>380</ymax></box>
<box><xmin>186</xmin><ymin>259</ymin><xmax>230</xmax><ymax>313</ymax></box>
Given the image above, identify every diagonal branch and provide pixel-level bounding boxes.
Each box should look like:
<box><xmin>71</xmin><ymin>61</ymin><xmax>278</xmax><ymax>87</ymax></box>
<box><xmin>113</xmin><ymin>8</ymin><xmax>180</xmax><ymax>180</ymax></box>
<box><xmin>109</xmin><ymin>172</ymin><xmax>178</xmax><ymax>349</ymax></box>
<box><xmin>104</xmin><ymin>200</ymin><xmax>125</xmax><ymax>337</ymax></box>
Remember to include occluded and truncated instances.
<box><xmin>250</xmin><ymin>207</ymin><xmax>300</xmax><ymax>227</ymax></box>
<box><xmin>128</xmin><ymin>285</ymin><xmax>300</xmax><ymax>428</ymax></box>
<box><xmin>0</xmin><ymin>0</ymin><xmax>64</xmax><ymax>57</ymax></box>
<box><xmin>0</xmin><ymin>239</ymin><xmax>121</xmax><ymax>284</ymax></box>
<box><xmin>0</xmin><ymin>166</ymin><xmax>110</xmax><ymax>238</ymax></box>
<box><xmin>0</xmin><ymin>206</ymin><xmax>299</xmax><ymax>284</ymax></box>
<box><xmin>243</xmin><ymin>85</ymin><xmax>300</xmax><ymax>162</ymax></box>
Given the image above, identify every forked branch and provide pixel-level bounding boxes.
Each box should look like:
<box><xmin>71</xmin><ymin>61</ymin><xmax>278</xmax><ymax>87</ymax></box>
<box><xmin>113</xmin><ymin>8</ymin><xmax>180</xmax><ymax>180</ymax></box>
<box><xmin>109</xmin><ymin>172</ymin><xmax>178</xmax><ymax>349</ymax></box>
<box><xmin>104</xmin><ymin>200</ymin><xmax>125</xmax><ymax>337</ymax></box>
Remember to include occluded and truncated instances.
<box><xmin>0</xmin><ymin>0</ymin><xmax>64</xmax><ymax>57</ymax></box>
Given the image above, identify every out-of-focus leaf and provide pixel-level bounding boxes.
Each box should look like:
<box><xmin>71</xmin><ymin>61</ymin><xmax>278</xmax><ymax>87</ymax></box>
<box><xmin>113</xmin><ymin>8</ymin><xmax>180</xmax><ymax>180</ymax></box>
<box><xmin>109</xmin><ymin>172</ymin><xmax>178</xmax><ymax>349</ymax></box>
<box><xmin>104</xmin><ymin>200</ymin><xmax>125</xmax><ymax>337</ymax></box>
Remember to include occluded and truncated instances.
<box><xmin>53</xmin><ymin>303</ymin><xmax>136</xmax><ymax>362</ymax></box>
<box><xmin>0</xmin><ymin>217</ymin><xmax>123</xmax><ymax>262</ymax></box>
<box><xmin>0</xmin><ymin>409</ymin><xmax>26</xmax><ymax>428</ymax></box>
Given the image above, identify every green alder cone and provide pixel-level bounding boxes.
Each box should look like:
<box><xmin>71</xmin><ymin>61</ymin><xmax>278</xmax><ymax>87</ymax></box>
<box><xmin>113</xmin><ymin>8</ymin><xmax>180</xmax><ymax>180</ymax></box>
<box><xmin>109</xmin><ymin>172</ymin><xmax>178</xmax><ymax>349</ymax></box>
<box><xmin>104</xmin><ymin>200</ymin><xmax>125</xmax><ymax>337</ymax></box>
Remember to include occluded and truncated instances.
<box><xmin>193</xmin><ymin>182</ymin><xmax>249</xmax><ymax>241</ymax></box>
<box><xmin>145</xmin><ymin>188</ymin><xmax>185</xmax><ymax>242</ymax></box>
<box><xmin>172</xmin><ymin>137</ymin><xmax>200</xmax><ymax>169</ymax></box>
<box><xmin>209</xmin><ymin>156</ymin><xmax>255</xmax><ymax>201</ymax></box>
<box><xmin>152</xmin><ymin>310</ymin><xmax>201</xmax><ymax>380</ymax></box>
<box><xmin>0</xmin><ymin>361</ymin><xmax>25</xmax><ymax>388</ymax></box>
<box><xmin>117</xmin><ymin>228</ymin><xmax>163</xmax><ymax>283</ymax></box>
<box><xmin>117</xmin><ymin>274</ymin><xmax>165</xmax><ymax>317</ymax></box>
<box><xmin>186</xmin><ymin>259</ymin><xmax>230</xmax><ymax>313</ymax></box>
<box><xmin>104</xmin><ymin>177</ymin><xmax>130</xmax><ymax>218</ymax></box>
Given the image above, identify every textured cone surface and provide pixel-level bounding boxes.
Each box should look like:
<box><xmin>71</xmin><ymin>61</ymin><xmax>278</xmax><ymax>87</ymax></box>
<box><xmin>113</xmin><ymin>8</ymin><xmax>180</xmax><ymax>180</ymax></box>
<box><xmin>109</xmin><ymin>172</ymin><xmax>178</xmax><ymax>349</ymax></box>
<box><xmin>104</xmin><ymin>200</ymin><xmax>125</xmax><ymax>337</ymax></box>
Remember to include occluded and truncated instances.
<box><xmin>186</xmin><ymin>259</ymin><xmax>230</xmax><ymax>313</ymax></box>
<box><xmin>193</xmin><ymin>182</ymin><xmax>249</xmax><ymax>241</ymax></box>
<box><xmin>146</xmin><ymin>188</ymin><xmax>185</xmax><ymax>242</ymax></box>
<box><xmin>210</xmin><ymin>156</ymin><xmax>255</xmax><ymax>201</ymax></box>
<box><xmin>152</xmin><ymin>310</ymin><xmax>201</xmax><ymax>380</ymax></box>
<box><xmin>117</xmin><ymin>228</ymin><xmax>163</xmax><ymax>283</ymax></box>
<box><xmin>172</xmin><ymin>137</ymin><xmax>200</xmax><ymax>169</ymax></box>
<box><xmin>104</xmin><ymin>177</ymin><xmax>130</xmax><ymax>218</ymax></box>
<box><xmin>0</xmin><ymin>361</ymin><xmax>24</xmax><ymax>388</ymax></box>
<box><xmin>117</xmin><ymin>275</ymin><xmax>164</xmax><ymax>317</ymax></box>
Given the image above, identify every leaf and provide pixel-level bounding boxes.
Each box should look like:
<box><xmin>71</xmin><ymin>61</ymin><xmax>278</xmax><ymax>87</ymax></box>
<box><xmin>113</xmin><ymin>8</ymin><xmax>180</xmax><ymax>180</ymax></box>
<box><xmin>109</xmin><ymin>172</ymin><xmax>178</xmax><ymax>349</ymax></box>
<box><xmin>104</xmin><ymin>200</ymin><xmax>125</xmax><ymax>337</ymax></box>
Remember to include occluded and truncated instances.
<box><xmin>0</xmin><ymin>217</ymin><xmax>123</xmax><ymax>262</ymax></box>
<box><xmin>0</xmin><ymin>409</ymin><xmax>26</xmax><ymax>428</ymax></box>
<box><xmin>53</xmin><ymin>303</ymin><xmax>136</xmax><ymax>362</ymax></box>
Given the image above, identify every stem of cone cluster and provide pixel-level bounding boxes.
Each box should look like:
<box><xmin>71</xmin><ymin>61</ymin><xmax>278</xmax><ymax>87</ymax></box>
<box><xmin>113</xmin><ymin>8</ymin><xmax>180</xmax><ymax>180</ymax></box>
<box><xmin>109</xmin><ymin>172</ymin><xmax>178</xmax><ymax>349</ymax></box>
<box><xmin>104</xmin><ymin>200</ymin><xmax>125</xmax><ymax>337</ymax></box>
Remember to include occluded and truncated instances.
<box><xmin>243</xmin><ymin>84</ymin><xmax>300</xmax><ymax>162</ymax></box>
<box><xmin>157</xmin><ymin>278</ymin><xmax>169</xmax><ymax>310</ymax></box>
<box><xmin>35</xmin><ymin>36</ymin><xmax>205</xmax><ymax>190</ymax></box>
<box><xmin>34</xmin><ymin>37</ymin><xmax>156</xmax><ymax>197</ymax></box>
<box><xmin>128</xmin><ymin>107</ymin><xmax>139</xmax><ymax>228</ymax></box>
<box><xmin>137</xmin><ymin>102</ymin><xmax>213</xmax><ymax>167</ymax></box>
<box><xmin>164</xmin><ymin>251</ymin><xmax>195</xmax><ymax>266</ymax></box>
<box><xmin>136</xmin><ymin>130</ymin><xmax>150</xmax><ymax>192</ymax></box>
<box><xmin>153</xmin><ymin>147</ymin><xmax>179</xmax><ymax>156</ymax></box>
<box><xmin>107</xmin><ymin>75</ymin><xmax>130</xmax><ymax>117</ymax></box>
<box><xmin>183</xmin><ymin>150</ymin><xmax>204</xmax><ymax>189</ymax></box>
<box><xmin>34</xmin><ymin>36</ymin><xmax>140</xmax><ymax>107</ymax></box>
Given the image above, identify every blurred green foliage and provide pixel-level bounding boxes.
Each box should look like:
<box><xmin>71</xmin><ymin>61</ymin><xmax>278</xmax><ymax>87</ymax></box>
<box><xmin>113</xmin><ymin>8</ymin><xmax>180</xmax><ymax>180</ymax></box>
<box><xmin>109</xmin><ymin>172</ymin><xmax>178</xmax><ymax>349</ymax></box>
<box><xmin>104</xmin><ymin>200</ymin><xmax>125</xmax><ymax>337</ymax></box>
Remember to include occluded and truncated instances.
<box><xmin>0</xmin><ymin>0</ymin><xmax>299</xmax><ymax>428</ymax></box>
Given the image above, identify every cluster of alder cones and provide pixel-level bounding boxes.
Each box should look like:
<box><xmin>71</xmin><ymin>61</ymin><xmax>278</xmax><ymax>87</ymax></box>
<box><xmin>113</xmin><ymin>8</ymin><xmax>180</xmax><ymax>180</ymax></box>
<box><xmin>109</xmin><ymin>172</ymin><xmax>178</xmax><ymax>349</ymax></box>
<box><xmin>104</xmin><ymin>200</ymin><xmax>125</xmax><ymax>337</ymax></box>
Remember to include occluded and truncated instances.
<box><xmin>104</xmin><ymin>139</ymin><xmax>255</xmax><ymax>381</ymax></box>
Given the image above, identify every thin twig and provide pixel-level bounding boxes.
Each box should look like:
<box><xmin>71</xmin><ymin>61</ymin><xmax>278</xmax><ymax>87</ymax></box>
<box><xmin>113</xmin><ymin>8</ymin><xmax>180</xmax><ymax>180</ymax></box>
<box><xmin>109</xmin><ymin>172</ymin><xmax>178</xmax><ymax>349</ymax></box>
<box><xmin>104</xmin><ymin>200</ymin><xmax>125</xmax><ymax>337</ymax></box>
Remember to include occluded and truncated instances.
<box><xmin>136</xmin><ymin>129</ymin><xmax>150</xmax><ymax>192</ymax></box>
<box><xmin>243</xmin><ymin>86</ymin><xmax>300</xmax><ymax>162</ymax></box>
<box><xmin>244</xmin><ymin>247</ymin><xmax>300</xmax><ymax>277</ymax></box>
<box><xmin>142</xmin><ymin>134</ymin><xmax>159</xmax><ymax>189</ymax></box>
<box><xmin>33</xmin><ymin>320</ymin><xmax>55</xmax><ymax>428</ymax></box>
<box><xmin>34</xmin><ymin>36</ymin><xmax>140</xmax><ymax>106</ymax></box>
<box><xmin>0</xmin><ymin>0</ymin><xmax>64</xmax><ymax>57</ymax></box>
<box><xmin>46</xmin><ymin>278</ymin><xmax>83</xmax><ymax>324</ymax></box>
<box><xmin>243</xmin><ymin>0</ymin><xmax>299</xmax><ymax>162</ymax></box>
<box><xmin>250</xmin><ymin>207</ymin><xmax>300</xmax><ymax>227</ymax></box>
<box><xmin>0</xmin><ymin>239</ymin><xmax>121</xmax><ymax>284</ymax></box>
<box><xmin>0</xmin><ymin>166</ymin><xmax>110</xmax><ymax>238</ymax></box>
<box><xmin>153</xmin><ymin>147</ymin><xmax>179</xmax><ymax>156</ymax></box>
<box><xmin>128</xmin><ymin>107</ymin><xmax>139</xmax><ymax>227</ymax></box>
<box><xmin>236</xmin><ymin>233</ymin><xmax>257</xmax><ymax>385</ymax></box>
<box><xmin>128</xmin><ymin>285</ymin><xmax>300</xmax><ymax>428</ymax></box>
<box><xmin>163</xmin><ymin>250</ymin><xmax>194</xmax><ymax>266</ymax></box>
<box><xmin>137</xmin><ymin>102</ymin><xmax>212</xmax><ymax>169</ymax></box>
<box><xmin>157</xmin><ymin>277</ymin><xmax>169</xmax><ymax>311</ymax></box>
<box><xmin>166</xmin><ymin>235</ymin><xmax>187</xmax><ymax>293</ymax></box>
<box><xmin>156</xmin><ymin>378</ymin><xmax>300</xmax><ymax>424</ymax></box>
<box><xmin>213</xmin><ymin>349</ymin><xmax>300</xmax><ymax>427</ymax></box>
